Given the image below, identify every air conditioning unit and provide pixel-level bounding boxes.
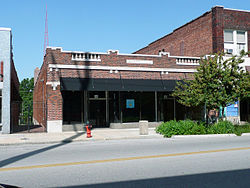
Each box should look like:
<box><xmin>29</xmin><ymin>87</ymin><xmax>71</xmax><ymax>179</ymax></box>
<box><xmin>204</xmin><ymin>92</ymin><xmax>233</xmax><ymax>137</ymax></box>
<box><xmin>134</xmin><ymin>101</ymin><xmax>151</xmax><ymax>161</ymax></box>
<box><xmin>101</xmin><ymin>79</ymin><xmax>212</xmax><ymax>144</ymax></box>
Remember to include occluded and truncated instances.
<box><xmin>225</xmin><ymin>49</ymin><xmax>233</xmax><ymax>54</ymax></box>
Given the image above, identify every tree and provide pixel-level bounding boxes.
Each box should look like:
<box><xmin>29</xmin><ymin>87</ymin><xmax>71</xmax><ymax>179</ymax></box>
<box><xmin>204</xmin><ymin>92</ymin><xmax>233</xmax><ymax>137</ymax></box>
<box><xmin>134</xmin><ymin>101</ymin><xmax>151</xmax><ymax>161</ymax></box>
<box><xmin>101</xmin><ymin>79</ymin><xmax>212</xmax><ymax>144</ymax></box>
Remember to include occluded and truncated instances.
<box><xmin>19</xmin><ymin>78</ymin><xmax>34</xmax><ymax>124</ymax></box>
<box><xmin>172</xmin><ymin>51</ymin><xmax>250</xmax><ymax>122</ymax></box>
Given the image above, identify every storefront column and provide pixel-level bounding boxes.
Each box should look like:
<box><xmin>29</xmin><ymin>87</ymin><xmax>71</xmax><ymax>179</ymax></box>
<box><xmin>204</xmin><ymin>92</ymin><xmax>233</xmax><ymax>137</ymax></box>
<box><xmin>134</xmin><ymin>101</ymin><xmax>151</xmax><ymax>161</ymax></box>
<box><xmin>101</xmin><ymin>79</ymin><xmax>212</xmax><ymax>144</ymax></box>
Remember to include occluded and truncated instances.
<box><xmin>105</xmin><ymin>91</ymin><xmax>109</xmax><ymax>126</ymax></box>
<box><xmin>155</xmin><ymin>91</ymin><xmax>158</xmax><ymax>122</ymax></box>
<box><xmin>84</xmin><ymin>91</ymin><xmax>88</xmax><ymax>123</ymax></box>
<box><xmin>174</xmin><ymin>97</ymin><xmax>176</xmax><ymax>119</ymax></box>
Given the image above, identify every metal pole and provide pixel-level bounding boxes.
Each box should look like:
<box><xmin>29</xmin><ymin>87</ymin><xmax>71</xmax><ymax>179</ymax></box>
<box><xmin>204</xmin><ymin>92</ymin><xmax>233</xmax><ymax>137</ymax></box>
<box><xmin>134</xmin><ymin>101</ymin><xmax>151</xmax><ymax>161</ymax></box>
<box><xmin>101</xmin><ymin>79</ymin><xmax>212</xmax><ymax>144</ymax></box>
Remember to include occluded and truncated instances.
<box><xmin>155</xmin><ymin>91</ymin><xmax>157</xmax><ymax>122</ymax></box>
<box><xmin>174</xmin><ymin>98</ymin><xmax>176</xmax><ymax>120</ymax></box>
<box><xmin>105</xmin><ymin>91</ymin><xmax>109</xmax><ymax>126</ymax></box>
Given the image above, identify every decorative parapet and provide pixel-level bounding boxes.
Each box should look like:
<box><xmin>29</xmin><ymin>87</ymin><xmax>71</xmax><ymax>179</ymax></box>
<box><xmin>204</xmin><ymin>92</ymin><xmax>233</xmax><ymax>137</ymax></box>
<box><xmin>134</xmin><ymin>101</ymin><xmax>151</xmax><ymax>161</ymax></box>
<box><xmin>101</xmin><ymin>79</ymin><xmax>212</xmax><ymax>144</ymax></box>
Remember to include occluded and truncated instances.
<box><xmin>175</xmin><ymin>57</ymin><xmax>200</xmax><ymax>65</ymax></box>
<box><xmin>71</xmin><ymin>53</ymin><xmax>101</xmax><ymax>62</ymax></box>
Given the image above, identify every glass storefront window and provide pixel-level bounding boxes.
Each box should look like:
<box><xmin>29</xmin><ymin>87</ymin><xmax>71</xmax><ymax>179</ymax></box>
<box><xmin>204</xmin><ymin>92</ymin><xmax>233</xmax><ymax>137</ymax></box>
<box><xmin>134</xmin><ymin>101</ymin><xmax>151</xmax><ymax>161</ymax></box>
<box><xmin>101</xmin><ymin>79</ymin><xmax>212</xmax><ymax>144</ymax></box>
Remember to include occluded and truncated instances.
<box><xmin>62</xmin><ymin>91</ymin><xmax>82</xmax><ymax>124</ymax></box>
<box><xmin>120</xmin><ymin>91</ymin><xmax>155</xmax><ymax>123</ymax></box>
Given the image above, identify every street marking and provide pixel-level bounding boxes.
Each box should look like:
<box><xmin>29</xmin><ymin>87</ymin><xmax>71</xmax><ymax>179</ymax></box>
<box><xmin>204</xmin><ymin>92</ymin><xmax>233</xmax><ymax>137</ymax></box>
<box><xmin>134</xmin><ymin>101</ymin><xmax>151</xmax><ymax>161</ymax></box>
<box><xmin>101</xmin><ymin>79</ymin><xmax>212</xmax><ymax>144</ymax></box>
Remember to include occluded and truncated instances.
<box><xmin>1</xmin><ymin>146</ymin><xmax>250</xmax><ymax>172</ymax></box>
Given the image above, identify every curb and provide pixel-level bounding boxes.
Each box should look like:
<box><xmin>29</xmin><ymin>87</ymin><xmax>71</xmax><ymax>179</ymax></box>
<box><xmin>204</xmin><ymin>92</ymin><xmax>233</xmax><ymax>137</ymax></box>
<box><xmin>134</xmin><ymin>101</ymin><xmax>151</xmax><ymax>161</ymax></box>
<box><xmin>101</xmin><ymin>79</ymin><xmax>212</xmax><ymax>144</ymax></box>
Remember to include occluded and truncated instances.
<box><xmin>171</xmin><ymin>134</ymin><xmax>237</xmax><ymax>139</ymax></box>
<box><xmin>0</xmin><ymin>134</ymin><xmax>163</xmax><ymax>146</ymax></box>
<box><xmin>241</xmin><ymin>133</ymin><xmax>250</xmax><ymax>136</ymax></box>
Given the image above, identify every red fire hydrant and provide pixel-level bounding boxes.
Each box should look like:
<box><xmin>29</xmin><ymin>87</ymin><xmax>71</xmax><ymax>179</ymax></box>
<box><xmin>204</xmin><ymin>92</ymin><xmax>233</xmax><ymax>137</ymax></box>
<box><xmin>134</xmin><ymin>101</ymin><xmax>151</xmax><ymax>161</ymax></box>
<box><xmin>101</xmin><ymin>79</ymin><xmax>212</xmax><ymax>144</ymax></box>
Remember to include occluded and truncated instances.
<box><xmin>85</xmin><ymin>122</ymin><xmax>92</xmax><ymax>138</ymax></box>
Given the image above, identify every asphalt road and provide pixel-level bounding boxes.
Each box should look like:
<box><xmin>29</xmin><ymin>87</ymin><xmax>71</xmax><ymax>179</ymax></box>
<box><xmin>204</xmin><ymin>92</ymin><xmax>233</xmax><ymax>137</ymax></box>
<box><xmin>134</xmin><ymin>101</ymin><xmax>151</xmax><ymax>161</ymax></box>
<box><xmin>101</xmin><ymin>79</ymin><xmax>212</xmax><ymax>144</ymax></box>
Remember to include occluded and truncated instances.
<box><xmin>0</xmin><ymin>136</ymin><xmax>250</xmax><ymax>187</ymax></box>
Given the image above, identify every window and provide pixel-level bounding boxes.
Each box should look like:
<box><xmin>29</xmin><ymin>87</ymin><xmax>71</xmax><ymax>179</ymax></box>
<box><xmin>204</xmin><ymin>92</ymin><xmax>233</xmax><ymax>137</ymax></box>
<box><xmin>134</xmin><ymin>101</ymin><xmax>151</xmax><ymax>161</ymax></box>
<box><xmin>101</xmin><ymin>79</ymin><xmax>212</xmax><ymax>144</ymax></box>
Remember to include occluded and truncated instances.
<box><xmin>224</xmin><ymin>30</ymin><xmax>233</xmax><ymax>42</ymax></box>
<box><xmin>224</xmin><ymin>30</ymin><xmax>247</xmax><ymax>55</ymax></box>
<box><xmin>237</xmin><ymin>31</ymin><xmax>246</xmax><ymax>54</ymax></box>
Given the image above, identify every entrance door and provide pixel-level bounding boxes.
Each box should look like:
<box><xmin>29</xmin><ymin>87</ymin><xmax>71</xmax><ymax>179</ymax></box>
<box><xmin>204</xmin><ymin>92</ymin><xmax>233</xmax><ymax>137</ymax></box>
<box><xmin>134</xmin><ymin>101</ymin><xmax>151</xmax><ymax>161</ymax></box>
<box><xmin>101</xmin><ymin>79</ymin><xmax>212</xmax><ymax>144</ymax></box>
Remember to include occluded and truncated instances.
<box><xmin>163</xmin><ymin>99</ymin><xmax>175</xmax><ymax>121</ymax></box>
<box><xmin>89</xmin><ymin>100</ymin><xmax>106</xmax><ymax>127</ymax></box>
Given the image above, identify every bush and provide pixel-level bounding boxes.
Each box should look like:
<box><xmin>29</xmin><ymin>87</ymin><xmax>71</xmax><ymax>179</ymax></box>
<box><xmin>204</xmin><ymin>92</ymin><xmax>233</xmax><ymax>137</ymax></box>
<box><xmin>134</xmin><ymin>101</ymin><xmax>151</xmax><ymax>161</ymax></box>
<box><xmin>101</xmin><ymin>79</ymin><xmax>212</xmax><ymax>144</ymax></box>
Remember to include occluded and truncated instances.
<box><xmin>156</xmin><ymin>120</ymin><xmax>206</xmax><ymax>138</ymax></box>
<box><xmin>234</xmin><ymin>123</ymin><xmax>250</xmax><ymax>136</ymax></box>
<box><xmin>156</xmin><ymin>120</ymin><xmax>244</xmax><ymax>137</ymax></box>
<box><xmin>206</xmin><ymin>120</ymin><xmax>236</xmax><ymax>134</ymax></box>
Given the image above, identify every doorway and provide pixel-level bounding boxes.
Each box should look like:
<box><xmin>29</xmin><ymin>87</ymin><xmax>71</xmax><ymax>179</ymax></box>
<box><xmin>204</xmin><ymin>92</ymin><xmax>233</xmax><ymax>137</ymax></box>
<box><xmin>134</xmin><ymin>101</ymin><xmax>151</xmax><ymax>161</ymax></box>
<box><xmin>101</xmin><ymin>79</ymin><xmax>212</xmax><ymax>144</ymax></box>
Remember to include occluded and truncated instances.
<box><xmin>88</xmin><ymin>91</ymin><xmax>107</xmax><ymax>127</ymax></box>
<box><xmin>163</xmin><ymin>99</ymin><xmax>175</xmax><ymax>121</ymax></box>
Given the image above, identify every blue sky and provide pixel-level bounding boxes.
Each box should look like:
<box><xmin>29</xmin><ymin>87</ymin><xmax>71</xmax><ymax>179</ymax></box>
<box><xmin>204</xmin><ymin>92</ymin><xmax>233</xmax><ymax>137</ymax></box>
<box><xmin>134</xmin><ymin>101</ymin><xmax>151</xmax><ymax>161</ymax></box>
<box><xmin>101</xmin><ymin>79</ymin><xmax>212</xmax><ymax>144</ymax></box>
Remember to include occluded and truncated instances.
<box><xmin>1</xmin><ymin>0</ymin><xmax>249</xmax><ymax>81</ymax></box>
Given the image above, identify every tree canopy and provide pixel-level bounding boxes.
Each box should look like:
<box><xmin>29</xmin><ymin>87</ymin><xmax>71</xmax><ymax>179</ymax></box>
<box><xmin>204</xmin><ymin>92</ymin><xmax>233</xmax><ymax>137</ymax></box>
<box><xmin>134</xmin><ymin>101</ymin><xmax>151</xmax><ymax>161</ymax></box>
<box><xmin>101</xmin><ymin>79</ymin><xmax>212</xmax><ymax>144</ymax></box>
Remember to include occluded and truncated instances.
<box><xmin>172</xmin><ymin>51</ymin><xmax>250</xmax><ymax>119</ymax></box>
<box><xmin>19</xmin><ymin>77</ymin><xmax>34</xmax><ymax>124</ymax></box>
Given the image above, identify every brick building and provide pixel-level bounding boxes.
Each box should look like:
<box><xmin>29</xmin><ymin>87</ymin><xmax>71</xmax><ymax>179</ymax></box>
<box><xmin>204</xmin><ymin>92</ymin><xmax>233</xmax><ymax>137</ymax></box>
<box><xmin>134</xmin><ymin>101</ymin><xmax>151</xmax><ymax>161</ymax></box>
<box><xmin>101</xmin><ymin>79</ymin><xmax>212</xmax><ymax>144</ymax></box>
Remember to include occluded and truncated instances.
<box><xmin>135</xmin><ymin>6</ymin><xmax>250</xmax><ymax>57</ymax></box>
<box><xmin>0</xmin><ymin>28</ymin><xmax>21</xmax><ymax>134</ymax></box>
<box><xmin>33</xmin><ymin>6</ymin><xmax>250</xmax><ymax>132</ymax></box>
<box><xmin>33</xmin><ymin>48</ymin><xmax>204</xmax><ymax>132</ymax></box>
<box><xmin>135</xmin><ymin>6</ymin><xmax>250</xmax><ymax>123</ymax></box>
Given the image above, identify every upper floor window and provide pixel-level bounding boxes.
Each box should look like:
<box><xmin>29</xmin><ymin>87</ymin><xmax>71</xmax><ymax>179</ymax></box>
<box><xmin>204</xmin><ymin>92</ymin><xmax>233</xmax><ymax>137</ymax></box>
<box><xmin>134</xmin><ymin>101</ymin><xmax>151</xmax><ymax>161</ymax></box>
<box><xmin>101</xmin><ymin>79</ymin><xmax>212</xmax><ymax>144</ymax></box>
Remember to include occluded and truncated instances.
<box><xmin>224</xmin><ymin>30</ymin><xmax>233</xmax><ymax>43</ymax></box>
<box><xmin>224</xmin><ymin>30</ymin><xmax>248</xmax><ymax>55</ymax></box>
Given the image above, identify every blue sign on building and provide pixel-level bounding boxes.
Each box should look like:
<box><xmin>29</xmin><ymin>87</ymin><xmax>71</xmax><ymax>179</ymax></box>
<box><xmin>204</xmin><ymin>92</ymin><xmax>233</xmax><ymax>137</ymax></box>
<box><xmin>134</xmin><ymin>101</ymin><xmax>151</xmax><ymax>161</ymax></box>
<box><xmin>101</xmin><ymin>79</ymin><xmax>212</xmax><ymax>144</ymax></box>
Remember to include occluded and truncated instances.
<box><xmin>226</xmin><ymin>101</ymin><xmax>239</xmax><ymax>117</ymax></box>
<box><xmin>126</xmin><ymin>99</ymin><xmax>135</xmax><ymax>109</ymax></box>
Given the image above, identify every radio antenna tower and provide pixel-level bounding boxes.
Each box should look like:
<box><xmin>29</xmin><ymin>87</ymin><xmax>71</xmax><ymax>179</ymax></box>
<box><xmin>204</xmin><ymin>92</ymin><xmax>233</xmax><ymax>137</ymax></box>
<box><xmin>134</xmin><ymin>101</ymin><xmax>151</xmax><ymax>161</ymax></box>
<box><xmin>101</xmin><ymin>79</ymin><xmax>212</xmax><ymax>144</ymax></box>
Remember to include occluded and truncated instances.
<box><xmin>43</xmin><ymin>4</ymin><xmax>49</xmax><ymax>56</ymax></box>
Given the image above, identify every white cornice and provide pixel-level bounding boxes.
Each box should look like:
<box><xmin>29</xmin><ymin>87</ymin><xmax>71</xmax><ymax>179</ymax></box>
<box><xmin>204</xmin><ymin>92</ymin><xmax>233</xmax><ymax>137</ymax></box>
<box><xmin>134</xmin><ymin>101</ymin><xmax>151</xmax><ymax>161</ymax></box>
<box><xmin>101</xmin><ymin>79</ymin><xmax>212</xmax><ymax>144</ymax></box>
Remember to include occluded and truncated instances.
<box><xmin>49</xmin><ymin>64</ymin><xmax>196</xmax><ymax>73</ymax></box>
<box><xmin>224</xmin><ymin>8</ymin><xmax>250</xmax><ymax>13</ymax></box>
<box><xmin>0</xmin><ymin>27</ymin><xmax>11</xmax><ymax>31</ymax></box>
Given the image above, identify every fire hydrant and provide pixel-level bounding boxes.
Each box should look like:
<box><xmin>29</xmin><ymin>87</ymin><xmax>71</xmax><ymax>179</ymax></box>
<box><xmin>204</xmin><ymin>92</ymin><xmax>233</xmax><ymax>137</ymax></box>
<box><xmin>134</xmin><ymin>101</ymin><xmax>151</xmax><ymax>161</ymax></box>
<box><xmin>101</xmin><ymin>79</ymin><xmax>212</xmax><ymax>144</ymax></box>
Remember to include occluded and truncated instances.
<box><xmin>85</xmin><ymin>122</ymin><xmax>92</xmax><ymax>138</ymax></box>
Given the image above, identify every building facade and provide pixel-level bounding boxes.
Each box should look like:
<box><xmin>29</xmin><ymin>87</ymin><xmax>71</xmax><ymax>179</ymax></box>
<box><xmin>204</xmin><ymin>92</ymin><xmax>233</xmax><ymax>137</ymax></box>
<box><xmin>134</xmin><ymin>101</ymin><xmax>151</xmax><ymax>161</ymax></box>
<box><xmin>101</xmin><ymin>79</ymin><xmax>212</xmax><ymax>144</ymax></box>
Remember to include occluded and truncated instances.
<box><xmin>33</xmin><ymin>6</ymin><xmax>250</xmax><ymax>132</ymax></box>
<box><xmin>33</xmin><ymin>48</ymin><xmax>204</xmax><ymax>132</ymax></box>
<box><xmin>0</xmin><ymin>28</ymin><xmax>21</xmax><ymax>134</ymax></box>
<box><xmin>134</xmin><ymin>6</ymin><xmax>250</xmax><ymax>57</ymax></box>
<box><xmin>134</xmin><ymin>6</ymin><xmax>250</xmax><ymax>123</ymax></box>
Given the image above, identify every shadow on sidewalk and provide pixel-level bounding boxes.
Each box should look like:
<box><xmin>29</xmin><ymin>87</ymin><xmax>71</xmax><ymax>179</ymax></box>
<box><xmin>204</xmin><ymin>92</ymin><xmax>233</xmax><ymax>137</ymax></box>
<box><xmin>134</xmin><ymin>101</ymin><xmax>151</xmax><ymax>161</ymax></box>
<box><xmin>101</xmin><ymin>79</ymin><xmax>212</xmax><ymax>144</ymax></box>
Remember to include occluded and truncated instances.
<box><xmin>0</xmin><ymin>131</ymin><xmax>85</xmax><ymax>168</ymax></box>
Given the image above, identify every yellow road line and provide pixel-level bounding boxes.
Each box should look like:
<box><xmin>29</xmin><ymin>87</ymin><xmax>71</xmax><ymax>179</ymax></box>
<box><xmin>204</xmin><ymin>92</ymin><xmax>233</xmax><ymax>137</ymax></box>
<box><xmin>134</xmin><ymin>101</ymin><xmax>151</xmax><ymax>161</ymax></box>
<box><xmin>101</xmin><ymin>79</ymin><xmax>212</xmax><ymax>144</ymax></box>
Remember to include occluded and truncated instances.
<box><xmin>1</xmin><ymin>146</ymin><xmax>250</xmax><ymax>172</ymax></box>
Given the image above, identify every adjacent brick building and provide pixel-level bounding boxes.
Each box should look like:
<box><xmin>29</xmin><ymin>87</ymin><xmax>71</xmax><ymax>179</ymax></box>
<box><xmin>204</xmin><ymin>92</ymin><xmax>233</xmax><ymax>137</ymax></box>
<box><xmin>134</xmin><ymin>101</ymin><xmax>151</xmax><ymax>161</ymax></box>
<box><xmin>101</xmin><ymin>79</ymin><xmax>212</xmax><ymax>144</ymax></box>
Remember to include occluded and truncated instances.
<box><xmin>135</xmin><ymin>6</ymin><xmax>250</xmax><ymax>123</ymax></box>
<box><xmin>134</xmin><ymin>6</ymin><xmax>250</xmax><ymax>57</ymax></box>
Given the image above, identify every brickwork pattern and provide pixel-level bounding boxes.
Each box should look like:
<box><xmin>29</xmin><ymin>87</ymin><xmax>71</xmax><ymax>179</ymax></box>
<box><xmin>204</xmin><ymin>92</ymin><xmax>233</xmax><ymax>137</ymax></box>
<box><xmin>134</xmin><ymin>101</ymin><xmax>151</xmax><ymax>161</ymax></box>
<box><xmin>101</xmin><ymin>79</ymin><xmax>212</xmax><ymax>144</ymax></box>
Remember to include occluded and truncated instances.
<box><xmin>135</xmin><ymin>7</ymin><xmax>250</xmax><ymax>57</ymax></box>
<box><xmin>33</xmin><ymin>48</ymin><xmax>197</xmax><ymax>124</ymax></box>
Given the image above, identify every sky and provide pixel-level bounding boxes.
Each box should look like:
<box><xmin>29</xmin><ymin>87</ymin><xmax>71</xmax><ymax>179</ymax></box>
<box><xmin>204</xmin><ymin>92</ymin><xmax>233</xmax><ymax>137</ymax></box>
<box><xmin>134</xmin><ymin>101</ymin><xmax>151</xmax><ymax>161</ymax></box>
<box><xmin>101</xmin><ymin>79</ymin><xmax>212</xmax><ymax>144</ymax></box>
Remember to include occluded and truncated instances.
<box><xmin>1</xmin><ymin>0</ymin><xmax>249</xmax><ymax>81</ymax></box>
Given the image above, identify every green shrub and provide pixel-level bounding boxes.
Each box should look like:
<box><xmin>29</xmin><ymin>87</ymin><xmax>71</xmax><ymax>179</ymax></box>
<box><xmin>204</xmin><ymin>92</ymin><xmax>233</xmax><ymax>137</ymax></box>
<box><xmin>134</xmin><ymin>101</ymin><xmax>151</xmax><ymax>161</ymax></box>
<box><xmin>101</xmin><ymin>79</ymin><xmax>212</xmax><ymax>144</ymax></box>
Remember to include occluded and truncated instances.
<box><xmin>206</xmin><ymin>121</ymin><xmax>235</xmax><ymax>134</ymax></box>
<box><xmin>234</xmin><ymin>123</ymin><xmax>250</xmax><ymax>136</ymax></box>
<box><xmin>155</xmin><ymin>120</ymin><xmax>244</xmax><ymax>137</ymax></box>
<box><xmin>156</xmin><ymin>120</ymin><xmax>206</xmax><ymax>138</ymax></box>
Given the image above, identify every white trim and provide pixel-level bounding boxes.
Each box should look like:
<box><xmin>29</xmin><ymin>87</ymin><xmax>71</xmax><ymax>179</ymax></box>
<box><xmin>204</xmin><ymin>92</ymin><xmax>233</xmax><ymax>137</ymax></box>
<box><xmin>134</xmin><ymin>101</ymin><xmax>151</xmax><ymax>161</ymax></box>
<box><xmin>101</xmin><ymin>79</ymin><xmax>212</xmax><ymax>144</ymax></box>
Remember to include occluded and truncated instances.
<box><xmin>46</xmin><ymin>46</ymin><xmax>62</xmax><ymax>50</ymax></box>
<box><xmin>46</xmin><ymin>81</ymin><xmax>60</xmax><ymax>91</ymax></box>
<box><xmin>49</xmin><ymin>64</ymin><xmax>196</xmax><ymax>73</ymax></box>
<box><xmin>47</xmin><ymin>120</ymin><xmax>62</xmax><ymax>133</ymax></box>
<box><xmin>126</xmin><ymin>59</ymin><xmax>153</xmax><ymax>65</ymax></box>
<box><xmin>46</xmin><ymin>81</ymin><xmax>60</xmax><ymax>85</ymax></box>
<box><xmin>0</xmin><ymin>28</ymin><xmax>11</xmax><ymax>31</ymax></box>
<box><xmin>170</xmin><ymin>55</ymin><xmax>200</xmax><ymax>59</ymax></box>
<box><xmin>0</xmin><ymin>82</ymin><xmax>3</xmax><ymax>89</ymax></box>
<box><xmin>119</xmin><ymin>53</ymin><xmax>160</xmax><ymax>57</ymax></box>
<box><xmin>64</xmin><ymin>50</ymin><xmax>107</xmax><ymax>55</ymax></box>
<box><xmin>72</xmin><ymin>59</ymin><xmax>101</xmax><ymax>62</ymax></box>
<box><xmin>108</xmin><ymin>49</ymin><xmax>119</xmax><ymax>54</ymax></box>
<box><xmin>224</xmin><ymin>8</ymin><xmax>250</xmax><ymax>13</ymax></box>
<box><xmin>46</xmin><ymin>46</ymin><xmax>203</xmax><ymax>59</ymax></box>
<box><xmin>176</xmin><ymin>62</ymin><xmax>199</xmax><ymax>66</ymax></box>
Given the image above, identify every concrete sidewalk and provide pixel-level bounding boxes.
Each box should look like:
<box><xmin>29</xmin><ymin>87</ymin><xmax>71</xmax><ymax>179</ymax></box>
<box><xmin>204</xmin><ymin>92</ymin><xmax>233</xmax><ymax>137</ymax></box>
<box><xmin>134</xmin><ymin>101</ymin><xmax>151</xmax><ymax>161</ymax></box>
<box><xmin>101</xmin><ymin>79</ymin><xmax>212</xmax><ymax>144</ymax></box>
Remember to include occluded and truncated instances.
<box><xmin>0</xmin><ymin>128</ymin><xmax>163</xmax><ymax>145</ymax></box>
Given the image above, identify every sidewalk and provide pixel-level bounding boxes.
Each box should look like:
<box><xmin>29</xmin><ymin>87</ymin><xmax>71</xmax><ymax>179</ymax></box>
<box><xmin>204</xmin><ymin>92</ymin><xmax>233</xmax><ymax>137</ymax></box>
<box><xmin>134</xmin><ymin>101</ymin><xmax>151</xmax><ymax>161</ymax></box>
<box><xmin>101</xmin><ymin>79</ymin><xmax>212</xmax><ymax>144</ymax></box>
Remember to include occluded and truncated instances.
<box><xmin>0</xmin><ymin>128</ymin><xmax>163</xmax><ymax>145</ymax></box>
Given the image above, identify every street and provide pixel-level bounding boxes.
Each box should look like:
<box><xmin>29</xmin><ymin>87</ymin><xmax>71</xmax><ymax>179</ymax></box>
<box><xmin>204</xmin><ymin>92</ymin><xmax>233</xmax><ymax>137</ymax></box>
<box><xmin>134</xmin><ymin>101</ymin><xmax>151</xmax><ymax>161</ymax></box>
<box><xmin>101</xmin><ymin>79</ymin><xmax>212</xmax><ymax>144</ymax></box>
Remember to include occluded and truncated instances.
<box><xmin>0</xmin><ymin>136</ymin><xmax>250</xmax><ymax>187</ymax></box>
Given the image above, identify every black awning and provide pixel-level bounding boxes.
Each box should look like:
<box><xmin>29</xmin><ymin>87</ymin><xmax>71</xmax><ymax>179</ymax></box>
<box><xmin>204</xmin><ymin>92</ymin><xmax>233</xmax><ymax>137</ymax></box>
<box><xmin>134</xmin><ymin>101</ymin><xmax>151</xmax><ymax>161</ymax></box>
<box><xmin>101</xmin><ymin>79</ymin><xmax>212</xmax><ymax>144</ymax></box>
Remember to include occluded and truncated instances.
<box><xmin>60</xmin><ymin>78</ymin><xmax>178</xmax><ymax>92</ymax></box>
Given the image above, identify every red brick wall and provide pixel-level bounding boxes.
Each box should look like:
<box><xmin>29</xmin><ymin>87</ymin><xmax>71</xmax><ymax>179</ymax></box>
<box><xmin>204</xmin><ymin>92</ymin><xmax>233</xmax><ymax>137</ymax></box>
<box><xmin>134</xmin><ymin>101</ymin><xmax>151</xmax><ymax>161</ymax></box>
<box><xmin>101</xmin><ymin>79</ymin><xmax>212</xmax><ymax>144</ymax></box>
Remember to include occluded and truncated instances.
<box><xmin>134</xmin><ymin>11</ymin><xmax>213</xmax><ymax>56</ymax></box>
<box><xmin>134</xmin><ymin>7</ymin><xmax>250</xmax><ymax>56</ymax></box>
<box><xmin>33</xmin><ymin>48</ymin><xmax>197</xmax><ymax>123</ymax></box>
<box><xmin>223</xmin><ymin>9</ymin><xmax>250</xmax><ymax>53</ymax></box>
<box><xmin>33</xmin><ymin>54</ymin><xmax>48</xmax><ymax>128</ymax></box>
<box><xmin>212</xmin><ymin>6</ymin><xmax>224</xmax><ymax>53</ymax></box>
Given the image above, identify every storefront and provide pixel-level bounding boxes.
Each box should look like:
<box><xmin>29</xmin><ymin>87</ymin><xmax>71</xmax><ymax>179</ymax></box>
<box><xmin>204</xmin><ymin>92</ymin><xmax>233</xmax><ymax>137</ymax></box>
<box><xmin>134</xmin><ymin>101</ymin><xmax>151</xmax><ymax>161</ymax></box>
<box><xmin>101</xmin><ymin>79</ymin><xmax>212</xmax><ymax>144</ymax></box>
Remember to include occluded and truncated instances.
<box><xmin>61</xmin><ymin>78</ymin><xmax>203</xmax><ymax>129</ymax></box>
